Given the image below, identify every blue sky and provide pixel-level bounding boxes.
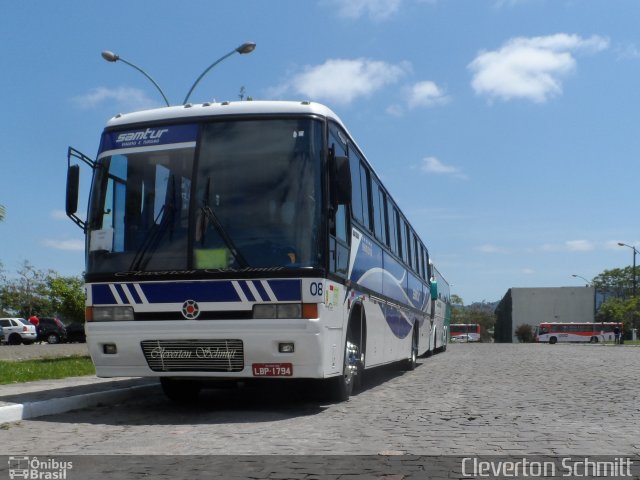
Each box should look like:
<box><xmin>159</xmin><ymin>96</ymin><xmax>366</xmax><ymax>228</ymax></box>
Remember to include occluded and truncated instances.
<box><xmin>1</xmin><ymin>0</ymin><xmax>639</xmax><ymax>304</ymax></box>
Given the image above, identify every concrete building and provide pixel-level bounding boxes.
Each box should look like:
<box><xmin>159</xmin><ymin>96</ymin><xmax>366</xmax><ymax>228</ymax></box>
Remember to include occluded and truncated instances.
<box><xmin>494</xmin><ymin>287</ymin><xmax>595</xmax><ymax>343</ymax></box>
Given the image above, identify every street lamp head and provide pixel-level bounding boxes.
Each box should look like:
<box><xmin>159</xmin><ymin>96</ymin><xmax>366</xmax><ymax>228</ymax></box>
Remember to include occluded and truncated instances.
<box><xmin>182</xmin><ymin>42</ymin><xmax>257</xmax><ymax>105</ymax></box>
<box><xmin>101</xmin><ymin>51</ymin><xmax>119</xmax><ymax>62</ymax></box>
<box><xmin>618</xmin><ymin>242</ymin><xmax>626</xmax><ymax>247</ymax></box>
<box><xmin>99</xmin><ymin>50</ymin><xmax>170</xmax><ymax>106</ymax></box>
<box><xmin>236</xmin><ymin>42</ymin><xmax>256</xmax><ymax>55</ymax></box>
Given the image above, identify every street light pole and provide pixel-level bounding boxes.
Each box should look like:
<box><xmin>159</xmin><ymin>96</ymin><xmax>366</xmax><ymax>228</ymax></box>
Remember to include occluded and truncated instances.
<box><xmin>571</xmin><ymin>274</ymin><xmax>591</xmax><ymax>286</ymax></box>
<box><xmin>617</xmin><ymin>242</ymin><xmax>638</xmax><ymax>297</ymax></box>
<box><xmin>183</xmin><ymin>42</ymin><xmax>256</xmax><ymax>105</ymax></box>
<box><xmin>101</xmin><ymin>51</ymin><xmax>170</xmax><ymax>107</ymax></box>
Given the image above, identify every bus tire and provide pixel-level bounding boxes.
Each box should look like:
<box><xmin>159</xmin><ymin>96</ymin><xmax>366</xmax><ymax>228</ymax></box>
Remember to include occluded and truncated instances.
<box><xmin>590</xmin><ymin>336</ymin><xmax>598</xmax><ymax>344</ymax></box>
<box><xmin>328</xmin><ymin>338</ymin><xmax>358</xmax><ymax>402</ymax></box>
<box><xmin>402</xmin><ymin>324</ymin><xmax>419</xmax><ymax>371</ymax></box>
<box><xmin>160</xmin><ymin>377</ymin><xmax>202</xmax><ymax>403</ymax></box>
<box><xmin>549</xmin><ymin>337</ymin><xmax>558</xmax><ymax>345</ymax></box>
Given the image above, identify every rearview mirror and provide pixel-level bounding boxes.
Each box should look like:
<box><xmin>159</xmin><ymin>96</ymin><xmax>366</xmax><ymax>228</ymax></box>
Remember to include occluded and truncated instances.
<box><xmin>430</xmin><ymin>280</ymin><xmax>438</xmax><ymax>301</ymax></box>
<box><xmin>66</xmin><ymin>164</ymin><xmax>80</xmax><ymax>217</ymax></box>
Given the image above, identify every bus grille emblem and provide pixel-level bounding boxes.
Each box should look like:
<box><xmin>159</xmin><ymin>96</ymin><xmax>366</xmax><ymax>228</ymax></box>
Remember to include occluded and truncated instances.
<box><xmin>181</xmin><ymin>300</ymin><xmax>200</xmax><ymax>319</ymax></box>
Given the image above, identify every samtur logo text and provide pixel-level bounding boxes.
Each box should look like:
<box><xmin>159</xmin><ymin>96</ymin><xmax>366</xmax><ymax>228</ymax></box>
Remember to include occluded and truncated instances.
<box><xmin>8</xmin><ymin>456</ymin><xmax>73</xmax><ymax>479</ymax></box>
<box><xmin>116</xmin><ymin>128</ymin><xmax>168</xmax><ymax>146</ymax></box>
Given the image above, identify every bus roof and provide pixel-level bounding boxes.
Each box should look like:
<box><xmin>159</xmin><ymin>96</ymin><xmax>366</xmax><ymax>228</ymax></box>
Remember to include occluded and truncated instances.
<box><xmin>105</xmin><ymin>100</ymin><xmax>347</xmax><ymax>130</ymax></box>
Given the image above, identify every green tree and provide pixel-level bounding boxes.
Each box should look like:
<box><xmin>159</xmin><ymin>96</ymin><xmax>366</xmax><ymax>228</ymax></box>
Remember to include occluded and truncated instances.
<box><xmin>47</xmin><ymin>275</ymin><xmax>85</xmax><ymax>323</ymax></box>
<box><xmin>515</xmin><ymin>324</ymin><xmax>534</xmax><ymax>343</ymax></box>
<box><xmin>596</xmin><ymin>296</ymin><xmax>639</xmax><ymax>337</ymax></box>
<box><xmin>450</xmin><ymin>295</ymin><xmax>466</xmax><ymax>324</ymax></box>
<box><xmin>592</xmin><ymin>267</ymin><xmax>636</xmax><ymax>299</ymax></box>
<box><xmin>1</xmin><ymin>261</ymin><xmax>52</xmax><ymax>317</ymax></box>
<box><xmin>0</xmin><ymin>204</ymin><xmax>5</xmax><ymax>222</ymax></box>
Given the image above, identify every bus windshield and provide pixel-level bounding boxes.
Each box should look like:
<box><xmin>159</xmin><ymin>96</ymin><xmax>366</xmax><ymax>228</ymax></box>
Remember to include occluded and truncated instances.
<box><xmin>87</xmin><ymin>118</ymin><xmax>323</xmax><ymax>274</ymax></box>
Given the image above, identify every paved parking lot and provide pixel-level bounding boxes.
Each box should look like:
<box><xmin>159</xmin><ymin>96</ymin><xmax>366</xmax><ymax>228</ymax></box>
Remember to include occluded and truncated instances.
<box><xmin>1</xmin><ymin>343</ymin><xmax>638</xmax><ymax>457</ymax></box>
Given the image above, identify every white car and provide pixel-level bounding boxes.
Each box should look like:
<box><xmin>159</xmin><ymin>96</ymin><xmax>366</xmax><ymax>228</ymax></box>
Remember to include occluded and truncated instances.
<box><xmin>450</xmin><ymin>334</ymin><xmax>478</xmax><ymax>343</ymax></box>
<box><xmin>0</xmin><ymin>318</ymin><xmax>38</xmax><ymax>345</ymax></box>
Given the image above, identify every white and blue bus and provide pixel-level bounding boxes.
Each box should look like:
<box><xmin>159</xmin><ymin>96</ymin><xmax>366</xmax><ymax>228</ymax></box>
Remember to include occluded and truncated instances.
<box><xmin>66</xmin><ymin>100</ymin><xmax>448</xmax><ymax>401</ymax></box>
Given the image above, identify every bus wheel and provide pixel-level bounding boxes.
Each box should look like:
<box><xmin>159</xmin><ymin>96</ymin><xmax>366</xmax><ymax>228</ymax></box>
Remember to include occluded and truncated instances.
<box><xmin>403</xmin><ymin>325</ymin><xmax>418</xmax><ymax>371</ymax></box>
<box><xmin>549</xmin><ymin>337</ymin><xmax>557</xmax><ymax>345</ymax></box>
<box><xmin>328</xmin><ymin>338</ymin><xmax>359</xmax><ymax>402</ymax></box>
<box><xmin>590</xmin><ymin>336</ymin><xmax>598</xmax><ymax>343</ymax></box>
<box><xmin>160</xmin><ymin>377</ymin><xmax>202</xmax><ymax>403</ymax></box>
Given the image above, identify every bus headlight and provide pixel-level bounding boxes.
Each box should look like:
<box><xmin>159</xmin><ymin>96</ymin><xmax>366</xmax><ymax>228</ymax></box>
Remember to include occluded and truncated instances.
<box><xmin>253</xmin><ymin>303</ymin><xmax>302</xmax><ymax>319</ymax></box>
<box><xmin>89</xmin><ymin>306</ymin><xmax>135</xmax><ymax>321</ymax></box>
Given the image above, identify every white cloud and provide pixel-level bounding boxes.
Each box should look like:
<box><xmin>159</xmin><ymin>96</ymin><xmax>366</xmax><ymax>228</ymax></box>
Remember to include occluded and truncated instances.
<box><xmin>42</xmin><ymin>239</ymin><xmax>85</xmax><ymax>251</ymax></box>
<box><xmin>468</xmin><ymin>34</ymin><xmax>609</xmax><ymax>103</ymax></box>
<box><xmin>73</xmin><ymin>86</ymin><xmax>159</xmax><ymax>111</ymax></box>
<box><xmin>50</xmin><ymin>210</ymin><xmax>68</xmax><ymax>221</ymax></box>
<box><xmin>409</xmin><ymin>81</ymin><xmax>450</xmax><ymax>107</ymax></box>
<box><xmin>328</xmin><ymin>0</ymin><xmax>402</xmax><ymax>20</ymax></box>
<box><xmin>476</xmin><ymin>244</ymin><xmax>509</xmax><ymax>254</ymax></box>
<box><xmin>275</xmin><ymin>58</ymin><xmax>408</xmax><ymax>105</ymax></box>
<box><xmin>540</xmin><ymin>240</ymin><xmax>595</xmax><ymax>252</ymax></box>
<box><xmin>386</xmin><ymin>104</ymin><xmax>404</xmax><ymax>117</ymax></box>
<box><xmin>420</xmin><ymin>156</ymin><xmax>467</xmax><ymax>179</ymax></box>
<box><xmin>565</xmin><ymin>240</ymin><xmax>595</xmax><ymax>252</ymax></box>
<box><xmin>522</xmin><ymin>268</ymin><xmax>535</xmax><ymax>275</ymax></box>
<box><xmin>494</xmin><ymin>0</ymin><xmax>537</xmax><ymax>7</ymax></box>
<box><xmin>616</xmin><ymin>43</ymin><xmax>640</xmax><ymax>60</ymax></box>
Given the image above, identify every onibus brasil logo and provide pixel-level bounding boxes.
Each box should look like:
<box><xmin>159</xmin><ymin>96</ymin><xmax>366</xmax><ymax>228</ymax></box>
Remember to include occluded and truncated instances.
<box><xmin>8</xmin><ymin>456</ymin><xmax>73</xmax><ymax>479</ymax></box>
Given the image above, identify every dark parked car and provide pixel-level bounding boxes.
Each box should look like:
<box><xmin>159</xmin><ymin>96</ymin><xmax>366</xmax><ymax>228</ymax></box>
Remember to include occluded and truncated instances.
<box><xmin>64</xmin><ymin>322</ymin><xmax>86</xmax><ymax>343</ymax></box>
<box><xmin>37</xmin><ymin>317</ymin><xmax>67</xmax><ymax>344</ymax></box>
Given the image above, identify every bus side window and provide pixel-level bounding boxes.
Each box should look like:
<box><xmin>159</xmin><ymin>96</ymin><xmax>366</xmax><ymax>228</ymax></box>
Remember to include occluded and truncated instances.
<box><xmin>329</xmin><ymin>126</ymin><xmax>350</xmax><ymax>277</ymax></box>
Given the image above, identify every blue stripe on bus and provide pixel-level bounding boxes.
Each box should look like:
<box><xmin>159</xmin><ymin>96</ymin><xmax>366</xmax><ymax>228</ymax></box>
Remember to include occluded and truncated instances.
<box><xmin>93</xmin><ymin>284</ymin><xmax>116</xmax><ymax>304</ymax></box>
<box><xmin>267</xmin><ymin>280</ymin><xmax>301</xmax><ymax>302</ymax></box>
<box><xmin>252</xmin><ymin>281</ymin><xmax>270</xmax><ymax>301</ymax></box>
<box><xmin>127</xmin><ymin>284</ymin><xmax>143</xmax><ymax>304</ymax></box>
<box><xmin>114</xmin><ymin>284</ymin><xmax>127</xmax><ymax>303</ymax></box>
<box><xmin>239</xmin><ymin>282</ymin><xmax>256</xmax><ymax>302</ymax></box>
<box><xmin>91</xmin><ymin>279</ymin><xmax>302</xmax><ymax>305</ymax></box>
<box><xmin>385</xmin><ymin>304</ymin><xmax>413</xmax><ymax>339</ymax></box>
<box><xmin>140</xmin><ymin>281</ymin><xmax>240</xmax><ymax>303</ymax></box>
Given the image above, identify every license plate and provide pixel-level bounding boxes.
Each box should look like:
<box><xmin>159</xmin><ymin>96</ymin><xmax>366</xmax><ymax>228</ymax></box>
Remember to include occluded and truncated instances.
<box><xmin>252</xmin><ymin>363</ymin><xmax>293</xmax><ymax>377</ymax></box>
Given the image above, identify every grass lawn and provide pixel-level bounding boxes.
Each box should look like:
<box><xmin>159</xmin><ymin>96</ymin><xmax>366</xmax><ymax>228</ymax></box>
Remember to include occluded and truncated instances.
<box><xmin>0</xmin><ymin>356</ymin><xmax>95</xmax><ymax>384</ymax></box>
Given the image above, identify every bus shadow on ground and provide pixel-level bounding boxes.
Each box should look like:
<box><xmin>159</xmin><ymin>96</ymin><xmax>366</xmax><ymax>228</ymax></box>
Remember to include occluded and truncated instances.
<box><xmin>35</xmin><ymin>362</ymin><xmax>414</xmax><ymax>427</ymax></box>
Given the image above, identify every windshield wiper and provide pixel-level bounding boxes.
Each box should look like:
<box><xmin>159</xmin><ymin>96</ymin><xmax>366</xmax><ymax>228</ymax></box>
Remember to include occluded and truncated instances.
<box><xmin>200</xmin><ymin>177</ymin><xmax>249</xmax><ymax>269</ymax></box>
<box><xmin>129</xmin><ymin>175</ymin><xmax>176</xmax><ymax>271</ymax></box>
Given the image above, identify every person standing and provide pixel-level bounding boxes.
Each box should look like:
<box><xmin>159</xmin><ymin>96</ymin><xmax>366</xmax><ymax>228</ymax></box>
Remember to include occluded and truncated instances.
<box><xmin>613</xmin><ymin>325</ymin><xmax>621</xmax><ymax>345</ymax></box>
<box><xmin>28</xmin><ymin>315</ymin><xmax>39</xmax><ymax>327</ymax></box>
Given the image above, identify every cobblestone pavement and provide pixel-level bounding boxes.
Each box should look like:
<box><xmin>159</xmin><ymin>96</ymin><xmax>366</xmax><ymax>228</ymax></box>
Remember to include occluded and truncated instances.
<box><xmin>0</xmin><ymin>342</ymin><xmax>88</xmax><ymax>361</ymax></box>
<box><xmin>1</xmin><ymin>343</ymin><xmax>639</xmax><ymax>457</ymax></box>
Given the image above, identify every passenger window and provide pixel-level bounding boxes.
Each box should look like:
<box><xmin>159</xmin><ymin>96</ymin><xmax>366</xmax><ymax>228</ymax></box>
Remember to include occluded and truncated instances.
<box><xmin>404</xmin><ymin>222</ymin><xmax>412</xmax><ymax>268</ymax></box>
<box><xmin>360</xmin><ymin>163</ymin><xmax>371</xmax><ymax>231</ymax></box>
<box><xmin>349</xmin><ymin>155</ymin><xmax>364</xmax><ymax>225</ymax></box>
<box><xmin>387</xmin><ymin>200</ymin><xmax>398</xmax><ymax>254</ymax></box>
<box><xmin>371</xmin><ymin>179</ymin><xmax>387</xmax><ymax>244</ymax></box>
<box><xmin>399</xmin><ymin>217</ymin><xmax>407</xmax><ymax>263</ymax></box>
<box><xmin>413</xmin><ymin>234</ymin><xmax>419</xmax><ymax>273</ymax></box>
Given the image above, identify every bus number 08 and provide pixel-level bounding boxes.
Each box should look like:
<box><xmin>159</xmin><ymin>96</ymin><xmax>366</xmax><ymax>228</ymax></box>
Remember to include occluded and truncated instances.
<box><xmin>310</xmin><ymin>282</ymin><xmax>323</xmax><ymax>297</ymax></box>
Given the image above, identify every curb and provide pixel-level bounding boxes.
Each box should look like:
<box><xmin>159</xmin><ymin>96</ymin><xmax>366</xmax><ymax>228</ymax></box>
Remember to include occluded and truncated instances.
<box><xmin>0</xmin><ymin>381</ymin><xmax>158</xmax><ymax>424</ymax></box>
